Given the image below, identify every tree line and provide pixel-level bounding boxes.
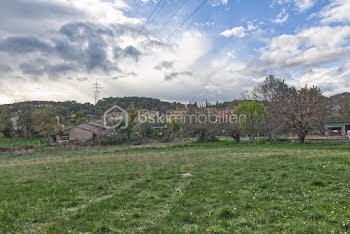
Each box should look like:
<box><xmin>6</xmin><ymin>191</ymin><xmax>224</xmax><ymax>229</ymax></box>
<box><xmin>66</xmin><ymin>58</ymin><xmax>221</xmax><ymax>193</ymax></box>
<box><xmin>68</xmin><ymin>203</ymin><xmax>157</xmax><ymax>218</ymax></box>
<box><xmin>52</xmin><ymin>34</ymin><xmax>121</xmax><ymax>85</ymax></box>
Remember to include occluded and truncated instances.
<box><xmin>177</xmin><ymin>75</ymin><xmax>330</xmax><ymax>144</ymax></box>
<box><xmin>0</xmin><ymin>75</ymin><xmax>349</xmax><ymax>145</ymax></box>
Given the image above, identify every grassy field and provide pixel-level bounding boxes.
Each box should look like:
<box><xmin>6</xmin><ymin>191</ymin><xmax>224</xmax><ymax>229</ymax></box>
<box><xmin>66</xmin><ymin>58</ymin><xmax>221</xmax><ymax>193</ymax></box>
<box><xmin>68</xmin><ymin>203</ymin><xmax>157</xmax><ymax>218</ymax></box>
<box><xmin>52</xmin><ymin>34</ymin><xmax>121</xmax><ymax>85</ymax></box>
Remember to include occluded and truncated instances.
<box><xmin>1</xmin><ymin>141</ymin><xmax>350</xmax><ymax>233</ymax></box>
<box><xmin>0</xmin><ymin>137</ymin><xmax>46</xmax><ymax>148</ymax></box>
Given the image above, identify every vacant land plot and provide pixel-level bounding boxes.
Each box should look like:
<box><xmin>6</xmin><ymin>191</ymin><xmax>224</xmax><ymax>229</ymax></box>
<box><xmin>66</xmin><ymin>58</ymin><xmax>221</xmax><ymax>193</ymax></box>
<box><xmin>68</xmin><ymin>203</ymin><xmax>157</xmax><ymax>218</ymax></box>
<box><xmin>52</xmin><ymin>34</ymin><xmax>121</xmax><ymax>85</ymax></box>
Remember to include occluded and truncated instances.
<box><xmin>0</xmin><ymin>141</ymin><xmax>350</xmax><ymax>233</ymax></box>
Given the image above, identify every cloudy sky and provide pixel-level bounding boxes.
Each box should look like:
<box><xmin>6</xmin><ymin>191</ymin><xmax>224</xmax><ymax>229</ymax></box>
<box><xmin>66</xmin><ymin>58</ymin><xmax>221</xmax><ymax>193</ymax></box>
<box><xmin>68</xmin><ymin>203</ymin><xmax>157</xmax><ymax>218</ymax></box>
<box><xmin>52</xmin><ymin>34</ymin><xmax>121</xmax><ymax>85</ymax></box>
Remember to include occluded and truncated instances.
<box><xmin>0</xmin><ymin>0</ymin><xmax>350</xmax><ymax>104</ymax></box>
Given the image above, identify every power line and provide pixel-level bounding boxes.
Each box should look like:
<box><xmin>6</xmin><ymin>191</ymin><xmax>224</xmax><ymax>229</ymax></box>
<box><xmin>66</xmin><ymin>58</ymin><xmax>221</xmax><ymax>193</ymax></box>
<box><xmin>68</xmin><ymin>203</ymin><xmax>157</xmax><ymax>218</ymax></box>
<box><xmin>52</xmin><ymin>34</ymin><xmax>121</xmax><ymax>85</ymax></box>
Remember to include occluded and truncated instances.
<box><xmin>133</xmin><ymin>1</ymin><xmax>142</xmax><ymax>18</ymax></box>
<box><xmin>136</xmin><ymin>0</ymin><xmax>165</xmax><ymax>39</ymax></box>
<box><xmin>127</xmin><ymin>0</ymin><xmax>137</xmax><ymax>18</ymax></box>
<box><xmin>148</xmin><ymin>0</ymin><xmax>169</xmax><ymax>28</ymax></box>
<box><xmin>158</xmin><ymin>0</ymin><xmax>190</xmax><ymax>35</ymax></box>
<box><xmin>122</xmin><ymin>0</ymin><xmax>141</xmax><ymax>35</ymax></box>
<box><xmin>129</xmin><ymin>0</ymin><xmax>141</xmax><ymax>19</ymax></box>
<box><xmin>92</xmin><ymin>81</ymin><xmax>102</xmax><ymax>105</ymax></box>
<box><xmin>166</xmin><ymin>0</ymin><xmax>208</xmax><ymax>41</ymax></box>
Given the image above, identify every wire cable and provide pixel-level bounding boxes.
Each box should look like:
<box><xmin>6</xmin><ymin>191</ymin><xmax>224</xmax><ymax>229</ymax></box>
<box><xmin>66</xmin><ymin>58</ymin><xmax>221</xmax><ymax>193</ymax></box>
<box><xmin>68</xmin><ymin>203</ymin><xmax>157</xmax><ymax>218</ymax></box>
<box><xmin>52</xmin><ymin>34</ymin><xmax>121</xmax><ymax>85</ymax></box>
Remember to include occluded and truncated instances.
<box><xmin>127</xmin><ymin>0</ymin><xmax>137</xmax><ymax>18</ymax></box>
<box><xmin>166</xmin><ymin>0</ymin><xmax>208</xmax><ymax>41</ymax></box>
<box><xmin>129</xmin><ymin>0</ymin><xmax>141</xmax><ymax>19</ymax></box>
<box><xmin>136</xmin><ymin>0</ymin><xmax>165</xmax><ymax>39</ymax></box>
<box><xmin>122</xmin><ymin>0</ymin><xmax>142</xmax><ymax>35</ymax></box>
<box><xmin>148</xmin><ymin>0</ymin><xmax>169</xmax><ymax>27</ymax></box>
<box><xmin>158</xmin><ymin>0</ymin><xmax>190</xmax><ymax>35</ymax></box>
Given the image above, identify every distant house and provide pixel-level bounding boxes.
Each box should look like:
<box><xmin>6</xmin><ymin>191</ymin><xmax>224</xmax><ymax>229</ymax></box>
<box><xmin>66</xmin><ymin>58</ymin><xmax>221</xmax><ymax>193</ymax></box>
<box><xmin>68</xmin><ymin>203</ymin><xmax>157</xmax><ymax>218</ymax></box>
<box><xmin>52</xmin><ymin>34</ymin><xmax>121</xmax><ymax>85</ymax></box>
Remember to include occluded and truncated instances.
<box><xmin>204</xmin><ymin>107</ymin><xmax>217</xmax><ymax>113</ymax></box>
<box><xmin>152</xmin><ymin>126</ymin><xmax>169</xmax><ymax>134</ymax></box>
<box><xmin>325</xmin><ymin>121</ymin><xmax>350</xmax><ymax>136</ymax></box>
<box><xmin>225</xmin><ymin>106</ymin><xmax>235</xmax><ymax>113</ymax></box>
<box><xmin>173</xmin><ymin>108</ymin><xmax>189</xmax><ymax>115</ymax></box>
<box><xmin>69</xmin><ymin>121</ymin><xmax>107</xmax><ymax>142</ymax></box>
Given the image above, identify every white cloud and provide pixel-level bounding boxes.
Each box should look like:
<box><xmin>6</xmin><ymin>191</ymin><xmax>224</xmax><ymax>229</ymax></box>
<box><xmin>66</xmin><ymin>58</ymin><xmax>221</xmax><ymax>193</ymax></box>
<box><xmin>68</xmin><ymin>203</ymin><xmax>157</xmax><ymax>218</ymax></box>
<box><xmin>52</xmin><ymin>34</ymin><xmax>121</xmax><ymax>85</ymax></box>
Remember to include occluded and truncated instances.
<box><xmin>0</xmin><ymin>0</ymin><xmax>240</xmax><ymax>105</ymax></box>
<box><xmin>247</xmin><ymin>22</ymin><xmax>257</xmax><ymax>31</ymax></box>
<box><xmin>220</xmin><ymin>22</ymin><xmax>260</xmax><ymax>38</ymax></box>
<box><xmin>2</xmin><ymin>0</ymin><xmax>350</xmax><ymax>104</ymax></box>
<box><xmin>320</xmin><ymin>0</ymin><xmax>350</xmax><ymax>24</ymax></box>
<box><xmin>272</xmin><ymin>8</ymin><xmax>289</xmax><ymax>24</ymax></box>
<box><xmin>259</xmin><ymin>26</ymin><xmax>350</xmax><ymax>71</ymax></box>
<box><xmin>209</xmin><ymin>0</ymin><xmax>229</xmax><ymax>7</ymax></box>
<box><xmin>272</xmin><ymin>0</ymin><xmax>315</xmax><ymax>12</ymax></box>
<box><xmin>293</xmin><ymin>0</ymin><xmax>315</xmax><ymax>12</ymax></box>
<box><xmin>297</xmin><ymin>62</ymin><xmax>350</xmax><ymax>96</ymax></box>
<box><xmin>220</xmin><ymin>26</ymin><xmax>246</xmax><ymax>38</ymax></box>
<box><xmin>221</xmin><ymin>0</ymin><xmax>228</xmax><ymax>5</ymax></box>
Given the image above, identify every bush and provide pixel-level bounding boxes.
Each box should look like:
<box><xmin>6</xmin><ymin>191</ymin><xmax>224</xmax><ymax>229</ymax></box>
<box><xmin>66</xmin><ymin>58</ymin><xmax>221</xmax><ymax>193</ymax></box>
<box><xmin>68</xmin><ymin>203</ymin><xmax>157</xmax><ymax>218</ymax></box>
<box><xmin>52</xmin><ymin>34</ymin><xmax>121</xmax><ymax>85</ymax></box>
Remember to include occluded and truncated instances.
<box><xmin>160</xmin><ymin>135</ymin><xmax>173</xmax><ymax>143</ymax></box>
<box><xmin>100</xmin><ymin>133</ymin><xmax>129</xmax><ymax>145</ymax></box>
<box><xmin>182</xmin><ymin>122</ymin><xmax>220</xmax><ymax>143</ymax></box>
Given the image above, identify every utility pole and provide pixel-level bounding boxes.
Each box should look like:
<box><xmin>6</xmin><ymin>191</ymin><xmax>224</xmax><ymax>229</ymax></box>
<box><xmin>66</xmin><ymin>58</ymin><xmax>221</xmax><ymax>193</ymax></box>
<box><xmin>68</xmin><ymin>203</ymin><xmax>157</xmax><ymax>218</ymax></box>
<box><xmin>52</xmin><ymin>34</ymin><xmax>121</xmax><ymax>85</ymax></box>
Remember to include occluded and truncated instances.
<box><xmin>92</xmin><ymin>81</ymin><xmax>101</xmax><ymax>105</ymax></box>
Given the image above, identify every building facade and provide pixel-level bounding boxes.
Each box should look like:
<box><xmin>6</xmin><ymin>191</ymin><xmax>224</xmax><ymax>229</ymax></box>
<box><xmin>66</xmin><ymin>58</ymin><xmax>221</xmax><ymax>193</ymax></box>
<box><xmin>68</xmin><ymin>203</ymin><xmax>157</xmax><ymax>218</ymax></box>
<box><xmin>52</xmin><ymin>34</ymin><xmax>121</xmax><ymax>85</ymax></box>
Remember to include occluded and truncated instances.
<box><xmin>325</xmin><ymin>121</ymin><xmax>350</xmax><ymax>136</ymax></box>
<box><xmin>69</xmin><ymin>121</ymin><xmax>107</xmax><ymax>142</ymax></box>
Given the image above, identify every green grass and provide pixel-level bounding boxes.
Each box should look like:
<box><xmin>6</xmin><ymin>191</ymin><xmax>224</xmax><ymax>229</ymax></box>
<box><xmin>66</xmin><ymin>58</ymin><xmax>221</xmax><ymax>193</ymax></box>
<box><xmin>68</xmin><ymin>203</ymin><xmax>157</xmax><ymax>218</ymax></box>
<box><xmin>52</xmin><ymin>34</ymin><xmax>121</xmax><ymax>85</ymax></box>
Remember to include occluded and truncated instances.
<box><xmin>1</xmin><ymin>141</ymin><xmax>350</xmax><ymax>233</ymax></box>
<box><xmin>0</xmin><ymin>137</ymin><xmax>46</xmax><ymax>148</ymax></box>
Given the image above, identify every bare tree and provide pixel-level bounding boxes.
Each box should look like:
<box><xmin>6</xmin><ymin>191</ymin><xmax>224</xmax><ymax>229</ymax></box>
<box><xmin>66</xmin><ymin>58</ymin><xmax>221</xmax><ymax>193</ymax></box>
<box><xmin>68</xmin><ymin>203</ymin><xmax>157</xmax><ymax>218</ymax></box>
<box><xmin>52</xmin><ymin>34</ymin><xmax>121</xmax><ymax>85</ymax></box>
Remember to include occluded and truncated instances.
<box><xmin>219</xmin><ymin>122</ymin><xmax>241</xmax><ymax>143</ymax></box>
<box><xmin>250</xmin><ymin>75</ymin><xmax>329</xmax><ymax>143</ymax></box>
<box><xmin>181</xmin><ymin>114</ymin><xmax>222</xmax><ymax>142</ymax></box>
<box><xmin>182</xmin><ymin>122</ymin><xmax>220</xmax><ymax>142</ymax></box>
<box><xmin>281</xmin><ymin>86</ymin><xmax>329</xmax><ymax>143</ymax></box>
<box><xmin>251</xmin><ymin>75</ymin><xmax>293</xmax><ymax>140</ymax></box>
<box><xmin>251</xmin><ymin>75</ymin><xmax>289</xmax><ymax>102</ymax></box>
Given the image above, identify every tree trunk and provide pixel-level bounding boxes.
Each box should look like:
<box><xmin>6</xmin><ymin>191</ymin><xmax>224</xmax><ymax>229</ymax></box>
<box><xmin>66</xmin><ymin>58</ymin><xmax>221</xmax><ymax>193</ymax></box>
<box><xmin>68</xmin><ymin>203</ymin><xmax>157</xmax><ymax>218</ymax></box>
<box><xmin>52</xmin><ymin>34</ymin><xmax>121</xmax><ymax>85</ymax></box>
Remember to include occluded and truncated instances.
<box><xmin>198</xmin><ymin>130</ymin><xmax>206</xmax><ymax>142</ymax></box>
<box><xmin>298</xmin><ymin>133</ymin><xmax>306</xmax><ymax>144</ymax></box>
<box><xmin>45</xmin><ymin>135</ymin><xmax>52</xmax><ymax>145</ymax></box>
<box><xmin>232</xmin><ymin>133</ymin><xmax>240</xmax><ymax>143</ymax></box>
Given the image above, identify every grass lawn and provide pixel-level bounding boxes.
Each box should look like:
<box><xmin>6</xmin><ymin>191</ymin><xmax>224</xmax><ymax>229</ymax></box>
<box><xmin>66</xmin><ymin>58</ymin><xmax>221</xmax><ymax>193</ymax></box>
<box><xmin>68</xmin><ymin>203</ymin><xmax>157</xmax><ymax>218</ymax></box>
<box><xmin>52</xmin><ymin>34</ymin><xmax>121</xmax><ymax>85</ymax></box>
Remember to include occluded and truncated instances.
<box><xmin>1</xmin><ymin>141</ymin><xmax>350</xmax><ymax>233</ymax></box>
